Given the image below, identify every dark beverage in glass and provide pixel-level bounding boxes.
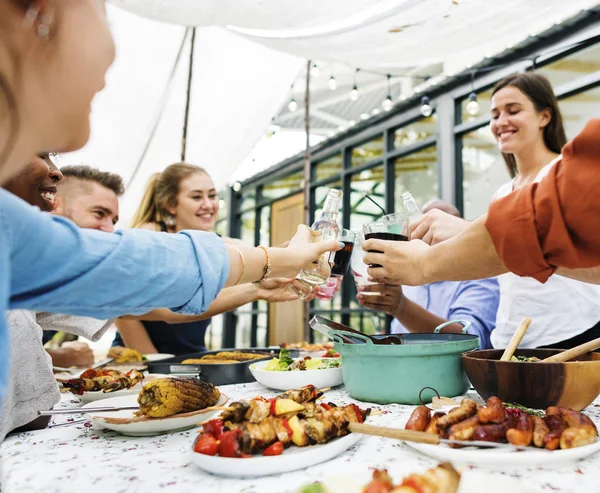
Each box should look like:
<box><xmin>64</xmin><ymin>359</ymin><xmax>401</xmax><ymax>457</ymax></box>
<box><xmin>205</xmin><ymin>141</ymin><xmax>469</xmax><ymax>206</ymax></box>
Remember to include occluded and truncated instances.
<box><xmin>331</xmin><ymin>240</ymin><xmax>354</xmax><ymax>276</ymax></box>
<box><xmin>363</xmin><ymin>220</ymin><xmax>409</xmax><ymax>267</ymax></box>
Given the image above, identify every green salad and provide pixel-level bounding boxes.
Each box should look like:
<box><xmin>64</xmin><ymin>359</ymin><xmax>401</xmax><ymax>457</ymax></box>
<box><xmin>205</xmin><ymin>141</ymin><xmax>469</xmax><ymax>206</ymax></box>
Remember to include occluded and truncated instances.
<box><xmin>264</xmin><ymin>349</ymin><xmax>341</xmax><ymax>372</ymax></box>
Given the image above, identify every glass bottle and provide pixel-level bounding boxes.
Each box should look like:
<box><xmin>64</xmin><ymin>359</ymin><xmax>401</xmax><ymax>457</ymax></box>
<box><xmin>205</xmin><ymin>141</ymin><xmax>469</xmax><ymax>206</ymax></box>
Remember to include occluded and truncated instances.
<box><xmin>401</xmin><ymin>191</ymin><xmax>422</xmax><ymax>219</ymax></box>
<box><xmin>299</xmin><ymin>188</ymin><xmax>342</xmax><ymax>286</ymax></box>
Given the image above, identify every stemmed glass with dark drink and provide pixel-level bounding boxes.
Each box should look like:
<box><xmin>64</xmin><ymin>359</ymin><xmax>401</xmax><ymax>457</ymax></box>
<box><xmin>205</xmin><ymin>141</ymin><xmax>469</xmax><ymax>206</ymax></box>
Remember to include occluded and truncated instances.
<box><xmin>314</xmin><ymin>229</ymin><xmax>356</xmax><ymax>301</ymax></box>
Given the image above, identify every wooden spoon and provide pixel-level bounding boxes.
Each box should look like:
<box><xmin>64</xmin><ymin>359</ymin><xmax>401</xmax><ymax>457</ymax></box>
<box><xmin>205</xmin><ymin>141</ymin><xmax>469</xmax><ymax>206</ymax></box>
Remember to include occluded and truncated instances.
<box><xmin>542</xmin><ymin>336</ymin><xmax>600</xmax><ymax>363</ymax></box>
<box><xmin>500</xmin><ymin>317</ymin><xmax>532</xmax><ymax>361</ymax></box>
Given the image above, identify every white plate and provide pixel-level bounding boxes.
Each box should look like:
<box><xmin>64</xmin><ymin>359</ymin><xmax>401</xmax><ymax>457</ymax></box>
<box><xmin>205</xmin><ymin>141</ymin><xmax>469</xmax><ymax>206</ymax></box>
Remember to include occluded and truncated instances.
<box><xmin>82</xmin><ymin>392</ymin><xmax>228</xmax><ymax>436</ymax></box>
<box><xmin>190</xmin><ymin>433</ymin><xmax>361</xmax><ymax>477</ymax></box>
<box><xmin>249</xmin><ymin>359</ymin><xmax>343</xmax><ymax>391</ymax></box>
<box><xmin>72</xmin><ymin>374</ymin><xmax>169</xmax><ymax>403</ymax></box>
<box><xmin>407</xmin><ymin>438</ymin><xmax>600</xmax><ymax>468</ymax></box>
<box><xmin>143</xmin><ymin>353</ymin><xmax>175</xmax><ymax>362</ymax></box>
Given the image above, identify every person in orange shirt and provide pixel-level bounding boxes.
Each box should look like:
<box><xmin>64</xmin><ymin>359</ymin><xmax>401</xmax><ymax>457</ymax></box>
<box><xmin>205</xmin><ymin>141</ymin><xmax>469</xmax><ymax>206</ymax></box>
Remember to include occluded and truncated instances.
<box><xmin>362</xmin><ymin>118</ymin><xmax>600</xmax><ymax>286</ymax></box>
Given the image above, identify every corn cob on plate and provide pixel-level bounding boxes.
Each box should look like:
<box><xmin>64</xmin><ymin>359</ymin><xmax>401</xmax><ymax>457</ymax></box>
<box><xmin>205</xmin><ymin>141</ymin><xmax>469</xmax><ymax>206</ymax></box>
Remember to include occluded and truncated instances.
<box><xmin>81</xmin><ymin>390</ymin><xmax>228</xmax><ymax>436</ymax></box>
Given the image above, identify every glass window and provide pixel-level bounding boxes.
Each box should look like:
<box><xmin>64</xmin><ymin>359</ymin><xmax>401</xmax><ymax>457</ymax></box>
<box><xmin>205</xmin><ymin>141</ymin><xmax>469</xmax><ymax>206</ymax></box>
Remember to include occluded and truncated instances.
<box><xmin>215</xmin><ymin>192</ymin><xmax>228</xmax><ymax>236</ymax></box>
<box><xmin>240</xmin><ymin>191</ymin><xmax>256</xmax><ymax>211</ymax></box>
<box><xmin>351</xmin><ymin>135</ymin><xmax>384</xmax><ymax>168</ymax></box>
<box><xmin>461</xmin><ymin>125</ymin><xmax>508</xmax><ymax>220</ymax></box>
<box><xmin>256</xmin><ymin>301</ymin><xmax>268</xmax><ymax>347</ymax></box>
<box><xmin>314</xmin><ymin>154</ymin><xmax>342</xmax><ymax>181</ymax></box>
<box><xmin>262</xmin><ymin>171</ymin><xmax>304</xmax><ymax>201</ymax></box>
<box><xmin>393</xmin><ymin>115</ymin><xmax>437</xmax><ymax>148</ymax></box>
<box><xmin>539</xmin><ymin>42</ymin><xmax>600</xmax><ymax>88</ymax></box>
<box><xmin>349</xmin><ymin>166</ymin><xmax>385</xmax><ymax>231</ymax></box>
<box><xmin>259</xmin><ymin>207</ymin><xmax>270</xmax><ymax>246</ymax></box>
<box><xmin>240</xmin><ymin>210</ymin><xmax>255</xmax><ymax>244</ymax></box>
<box><xmin>235</xmin><ymin>310</ymin><xmax>252</xmax><ymax>348</ymax></box>
<box><xmin>459</xmin><ymin>88</ymin><xmax>493</xmax><ymax>123</ymax></box>
<box><xmin>558</xmin><ymin>84</ymin><xmax>600</xmax><ymax>139</ymax></box>
<box><xmin>394</xmin><ymin>145</ymin><xmax>439</xmax><ymax>212</ymax></box>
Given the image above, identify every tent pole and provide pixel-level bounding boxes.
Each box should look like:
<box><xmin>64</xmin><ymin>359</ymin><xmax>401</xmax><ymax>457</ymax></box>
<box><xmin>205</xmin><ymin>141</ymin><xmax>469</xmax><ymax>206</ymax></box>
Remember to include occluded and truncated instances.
<box><xmin>181</xmin><ymin>27</ymin><xmax>197</xmax><ymax>162</ymax></box>
<box><xmin>303</xmin><ymin>60</ymin><xmax>312</xmax><ymax>342</ymax></box>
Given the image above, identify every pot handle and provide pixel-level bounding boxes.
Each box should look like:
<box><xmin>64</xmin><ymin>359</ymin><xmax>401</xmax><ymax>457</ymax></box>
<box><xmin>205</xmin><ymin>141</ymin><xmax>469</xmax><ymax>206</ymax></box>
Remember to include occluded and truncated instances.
<box><xmin>433</xmin><ymin>320</ymin><xmax>471</xmax><ymax>335</ymax></box>
<box><xmin>329</xmin><ymin>329</ymin><xmax>373</xmax><ymax>345</ymax></box>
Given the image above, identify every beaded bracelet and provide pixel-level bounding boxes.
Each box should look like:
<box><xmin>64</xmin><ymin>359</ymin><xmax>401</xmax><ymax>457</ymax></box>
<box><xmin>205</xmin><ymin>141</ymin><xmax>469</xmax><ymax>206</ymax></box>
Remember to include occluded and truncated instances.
<box><xmin>254</xmin><ymin>245</ymin><xmax>271</xmax><ymax>284</ymax></box>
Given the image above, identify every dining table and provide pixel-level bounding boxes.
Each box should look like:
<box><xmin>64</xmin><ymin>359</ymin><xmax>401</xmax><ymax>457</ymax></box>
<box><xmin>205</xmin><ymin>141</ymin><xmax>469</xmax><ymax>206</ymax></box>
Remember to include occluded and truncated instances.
<box><xmin>1</xmin><ymin>382</ymin><xmax>600</xmax><ymax>493</ymax></box>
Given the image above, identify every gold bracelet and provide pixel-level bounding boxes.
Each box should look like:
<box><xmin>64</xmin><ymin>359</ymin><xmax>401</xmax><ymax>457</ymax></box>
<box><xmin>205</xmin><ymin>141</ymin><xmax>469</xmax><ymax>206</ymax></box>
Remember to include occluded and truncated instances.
<box><xmin>254</xmin><ymin>245</ymin><xmax>271</xmax><ymax>284</ymax></box>
<box><xmin>231</xmin><ymin>245</ymin><xmax>246</xmax><ymax>286</ymax></box>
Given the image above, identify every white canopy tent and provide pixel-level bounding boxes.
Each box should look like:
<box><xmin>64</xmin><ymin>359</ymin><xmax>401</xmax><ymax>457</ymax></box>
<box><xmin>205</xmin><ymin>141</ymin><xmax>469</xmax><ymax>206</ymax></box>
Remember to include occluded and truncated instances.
<box><xmin>62</xmin><ymin>0</ymin><xmax>600</xmax><ymax>224</ymax></box>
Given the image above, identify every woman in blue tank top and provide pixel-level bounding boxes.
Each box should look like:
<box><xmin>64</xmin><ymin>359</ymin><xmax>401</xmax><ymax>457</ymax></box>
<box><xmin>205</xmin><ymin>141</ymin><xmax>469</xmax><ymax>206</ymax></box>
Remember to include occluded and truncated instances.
<box><xmin>113</xmin><ymin>164</ymin><xmax>298</xmax><ymax>355</ymax></box>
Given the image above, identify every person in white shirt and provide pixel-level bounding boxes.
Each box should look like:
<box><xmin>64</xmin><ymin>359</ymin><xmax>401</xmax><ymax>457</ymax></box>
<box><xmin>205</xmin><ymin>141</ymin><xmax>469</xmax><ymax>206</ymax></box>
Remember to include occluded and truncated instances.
<box><xmin>408</xmin><ymin>72</ymin><xmax>600</xmax><ymax>349</ymax></box>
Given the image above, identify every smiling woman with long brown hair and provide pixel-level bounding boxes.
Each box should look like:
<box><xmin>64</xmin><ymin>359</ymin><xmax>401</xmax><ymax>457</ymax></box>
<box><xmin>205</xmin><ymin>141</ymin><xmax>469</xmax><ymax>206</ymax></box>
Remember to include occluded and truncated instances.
<box><xmin>0</xmin><ymin>0</ymin><xmax>340</xmax><ymax>405</ymax></box>
<box><xmin>115</xmin><ymin>163</ymin><xmax>304</xmax><ymax>356</ymax></box>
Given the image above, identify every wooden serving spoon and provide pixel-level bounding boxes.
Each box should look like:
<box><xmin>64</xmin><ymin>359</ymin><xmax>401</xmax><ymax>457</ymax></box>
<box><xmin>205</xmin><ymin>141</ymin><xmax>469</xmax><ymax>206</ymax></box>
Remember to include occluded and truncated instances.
<box><xmin>500</xmin><ymin>317</ymin><xmax>532</xmax><ymax>361</ymax></box>
<box><xmin>542</xmin><ymin>336</ymin><xmax>600</xmax><ymax>363</ymax></box>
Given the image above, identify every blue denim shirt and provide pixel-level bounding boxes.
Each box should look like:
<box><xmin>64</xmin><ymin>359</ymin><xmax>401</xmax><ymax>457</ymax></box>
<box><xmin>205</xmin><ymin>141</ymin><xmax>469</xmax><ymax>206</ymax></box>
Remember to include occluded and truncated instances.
<box><xmin>391</xmin><ymin>278</ymin><xmax>500</xmax><ymax>349</ymax></box>
<box><xmin>0</xmin><ymin>189</ymin><xmax>230</xmax><ymax>402</ymax></box>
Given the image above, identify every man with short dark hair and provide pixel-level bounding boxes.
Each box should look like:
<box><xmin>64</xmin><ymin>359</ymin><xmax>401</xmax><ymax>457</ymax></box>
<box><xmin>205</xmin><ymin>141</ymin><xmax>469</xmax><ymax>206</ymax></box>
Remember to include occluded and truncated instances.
<box><xmin>53</xmin><ymin>165</ymin><xmax>124</xmax><ymax>232</ymax></box>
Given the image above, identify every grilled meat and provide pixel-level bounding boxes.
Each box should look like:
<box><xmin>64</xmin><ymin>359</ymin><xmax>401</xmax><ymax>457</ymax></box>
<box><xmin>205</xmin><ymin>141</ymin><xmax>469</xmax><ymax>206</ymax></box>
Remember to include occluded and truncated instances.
<box><xmin>62</xmin><ymin>368</ymin><xmax>145</xmax><ymax>395</ymax></box>
<box><xmin>138</xmin><ymin>378</ymin><xmax>220</xmax><ymax>417</ymax></box>
<box><xmin>220</xmin><ymin>404</ymin><xmax>369</xmax><ymax>455</ymax></box>
<box><xmin>278</xmin><ymin>384</ymin><xmax>323</xmax><ymax>403</ymax></box>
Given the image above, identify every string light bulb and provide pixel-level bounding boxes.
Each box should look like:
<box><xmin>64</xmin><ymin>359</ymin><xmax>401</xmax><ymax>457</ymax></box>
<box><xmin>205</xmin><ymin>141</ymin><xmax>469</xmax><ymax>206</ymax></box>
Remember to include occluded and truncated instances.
<box><xmin>312</xmin><ymin>63</ymin><xmax>320</xmax><ymax>77</ymax></box>
<box><xmin>420</xmin><ymin>96</ymin><xmax>433</xmax><ymax>117</ymax></box>
<box><xmin>288</xmin><ymin>98</ymin><xmax>298</xmax><ymax>112</ymax></box>
<box><xmin>350</xmin><ymin>68</ymin><xmax>360</xmax><ymax>101</ymax></box>
<box><xmin>382</xmin><ymin>74</ymin><xmax>393</xmax><ymax>111</ymax></box>
<box><xmin>232</xmin><ymin>182</ymin><xmax>242</xmax><ymax>192</ymax></box>
<box><xmin>382</xmin><ymin>95</ymin><xmax>393</xmax><ymax>111</ymax></box>
<box><xmin>328</xmin><ymin>75</ymin><xmax>337</xmax><ymax>91</ymax></box>
<box><xmin>466</xmin><ymin>92</ymin><xmax>479</xmax><ymax>116</ymax></box>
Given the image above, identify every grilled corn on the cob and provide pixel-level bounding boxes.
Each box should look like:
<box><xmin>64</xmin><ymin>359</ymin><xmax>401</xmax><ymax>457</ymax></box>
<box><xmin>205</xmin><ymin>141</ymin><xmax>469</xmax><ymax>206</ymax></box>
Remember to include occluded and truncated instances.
<box><xmin>137</xmin><ymin>378</ymin><xmax>220</xmax><ymax>417</ymax></box>
<box><xmin>107</xmin><ymin>346</ymin><xmax>143</xmax><ymax>363</ymax></box>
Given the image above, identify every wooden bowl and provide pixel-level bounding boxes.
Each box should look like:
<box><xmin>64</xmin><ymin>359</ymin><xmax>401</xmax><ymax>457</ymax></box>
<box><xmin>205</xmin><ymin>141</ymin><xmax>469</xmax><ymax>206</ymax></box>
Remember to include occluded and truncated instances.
<box><xmin>462</xmin><ymin>349</ymin><xmax>600</xmax><ymax>411</ymax></box>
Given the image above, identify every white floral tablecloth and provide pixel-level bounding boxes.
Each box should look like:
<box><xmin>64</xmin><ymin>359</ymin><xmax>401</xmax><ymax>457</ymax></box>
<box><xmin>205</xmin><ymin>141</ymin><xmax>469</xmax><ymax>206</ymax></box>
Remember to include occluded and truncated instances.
<box><xmin>1</xmin><ymin>382</ymin><xmax>600</xmax><ymax>493</ymax></box>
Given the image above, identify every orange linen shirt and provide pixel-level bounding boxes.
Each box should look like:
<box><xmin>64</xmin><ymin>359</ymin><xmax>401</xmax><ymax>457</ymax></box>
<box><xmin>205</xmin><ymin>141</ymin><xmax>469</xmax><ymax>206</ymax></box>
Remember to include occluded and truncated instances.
<box><xmin>486</xmin><ymin>118</ymin><xmax>600</xmax><ymax>283</ymax></box>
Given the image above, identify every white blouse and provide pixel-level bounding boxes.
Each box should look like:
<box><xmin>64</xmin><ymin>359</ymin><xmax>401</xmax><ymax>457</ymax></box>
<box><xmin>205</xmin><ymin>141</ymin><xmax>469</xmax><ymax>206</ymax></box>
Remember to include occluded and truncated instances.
<box><xmin>491</xmin><ymin>156</ymin><xmax>600</xmax><ymax>348</ymax></box>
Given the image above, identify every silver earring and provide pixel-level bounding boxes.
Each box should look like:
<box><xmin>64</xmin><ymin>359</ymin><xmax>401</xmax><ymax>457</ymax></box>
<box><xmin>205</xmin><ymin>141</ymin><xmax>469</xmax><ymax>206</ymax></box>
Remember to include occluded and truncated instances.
<box><xmin>37</xmin><ymin>12</ymin><xmax>53</xmax><ymax>38</ymax></box>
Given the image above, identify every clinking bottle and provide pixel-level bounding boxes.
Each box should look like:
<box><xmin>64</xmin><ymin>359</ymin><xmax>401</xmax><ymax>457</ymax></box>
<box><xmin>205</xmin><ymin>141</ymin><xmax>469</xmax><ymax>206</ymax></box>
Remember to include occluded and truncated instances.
<box><xmin>298</xmin><ymin>188</ymin><xmax>342</xmax><ymax>286</ymax></box>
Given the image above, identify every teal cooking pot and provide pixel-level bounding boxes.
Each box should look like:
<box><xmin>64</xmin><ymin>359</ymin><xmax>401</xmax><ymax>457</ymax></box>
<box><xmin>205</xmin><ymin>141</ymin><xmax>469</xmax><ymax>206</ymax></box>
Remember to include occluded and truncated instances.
<box><xmin>323</xmin><ymin>319</ymin><xmax>479</xmax><ymax>404</ymax></box>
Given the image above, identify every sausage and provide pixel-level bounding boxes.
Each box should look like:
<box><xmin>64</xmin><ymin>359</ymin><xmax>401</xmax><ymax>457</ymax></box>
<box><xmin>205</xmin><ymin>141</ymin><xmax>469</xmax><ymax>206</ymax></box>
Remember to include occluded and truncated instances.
<box><xmin>448</xmin><ymin>415</ymin><xmax>479</xmax><ymax>442</ymax></box>
<box><xmin>547</xmin><ymin>407</ymin><xmax>598</xmax><ymax>449</ymax></box>
<box><xmin>543</xmin><ymin>415</ymin><xmax>568</xmax><ymax>450</ymax></box>
<box><xmin>477</xmin><ymin>396</ymin><xmax>506</xmax><ymax>424</ymax></box>
<box><xmin>425</xmin><ymin>412</ymin><xmax>445</xmax><ymax>435</ymax></box>
<box><xmin>405</xmin><ymin>405</ymin><xmax>431</xmax><ymax>432</ymax></box>
<box><xmin>436</xmin><ymin>399</ymin><xmax>478</xmax><ymax>433</ymax></box>
<box><xmin>547</xmin><ymin>407</ymin><xmax>598</xmax><ymax>431</ymax></box>
<box><xmin>561</xmin><ymin>426</ymin><xmax>598</xmax><ymax>449</ymax></box>
<box><xmin>506</xmin><ymin>412</ymin><xmax>533</xmax><ymax>446</ymax></box>
<box><xmin>532</xmin><ymin>416</ymin><xmax>550</xmax><ymax>448</ymax></box>
<box><xmin>473</xmin><ymin>421</ymin><xmax>509</xmax><ymax>443</ymax></box>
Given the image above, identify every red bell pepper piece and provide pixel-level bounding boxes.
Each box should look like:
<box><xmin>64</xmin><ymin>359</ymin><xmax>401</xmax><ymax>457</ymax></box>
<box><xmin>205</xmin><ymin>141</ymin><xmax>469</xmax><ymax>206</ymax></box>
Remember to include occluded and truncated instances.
<box><xmin>218</xmin><ymin>429</ymin><xmax>243</xmax><ymax>458</ymax></box>
<box><xmin>262</xmin><ymin>441</ymin><xmax>284</xmax><ymax>456</ymax></box>
<box><xmin>202</xmin><ymin>419</ymin><xmax>224</xmax><ymax>439</ymax></box>
<box><xmin>350</xmin><ymin>403</ymin><xmax>364</xmax><ymax>423</ymax></box>
<box><xmin>269</xmin><ymin>398</ymin><xmax>277</xmax><ymax>415</ymax></box>
<box><xmin>320</xmin><ymin>403</ymin><xmax>332</xmax><ymax>411</ymax></box>
<box><xmin>281</xmin><ymin>418</ymin><xmax>293</xmax><ymax>438</ymax></box>
<box><xmin>193</xmin><ymin>433</ymin><xmax>219</xmax><ymax>456</ymax></box>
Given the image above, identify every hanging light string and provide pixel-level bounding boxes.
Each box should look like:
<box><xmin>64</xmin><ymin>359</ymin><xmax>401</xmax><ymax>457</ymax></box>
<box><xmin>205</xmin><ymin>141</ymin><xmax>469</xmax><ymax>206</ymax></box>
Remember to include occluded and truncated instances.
<box><xmin>275</xmin><ymin>33</ymin><xmax>600</xmax><ymax>124</ymax></box>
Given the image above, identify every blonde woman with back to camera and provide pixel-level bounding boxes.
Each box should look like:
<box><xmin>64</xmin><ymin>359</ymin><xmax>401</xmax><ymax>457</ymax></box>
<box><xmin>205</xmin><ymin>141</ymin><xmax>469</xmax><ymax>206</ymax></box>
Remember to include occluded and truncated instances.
<box><xmin>115</xmin><ymin>164</ymin><xmax>307</xmax><ymax>355</ymax></box>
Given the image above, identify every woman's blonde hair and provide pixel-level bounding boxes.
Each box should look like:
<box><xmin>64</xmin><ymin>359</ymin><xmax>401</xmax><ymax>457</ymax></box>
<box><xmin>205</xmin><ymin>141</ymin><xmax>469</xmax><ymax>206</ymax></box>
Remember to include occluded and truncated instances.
<box><xmin>130</xmin><ymin>163</ymin><xmax>209</xmax><ymax>230</ymax></box>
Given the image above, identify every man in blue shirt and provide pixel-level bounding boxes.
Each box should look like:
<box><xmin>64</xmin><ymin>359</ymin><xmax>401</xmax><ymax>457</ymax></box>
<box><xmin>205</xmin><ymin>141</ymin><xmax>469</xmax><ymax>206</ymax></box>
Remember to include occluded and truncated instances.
<box><xmin>357</xmin><ymin>200</ymin><xmax>499</xmax><ymax>349</ymax></box>
<box><xmin>0</xmin><ymin>186</ymin><xmax>341</xmax><ymax>405</ymax></box>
